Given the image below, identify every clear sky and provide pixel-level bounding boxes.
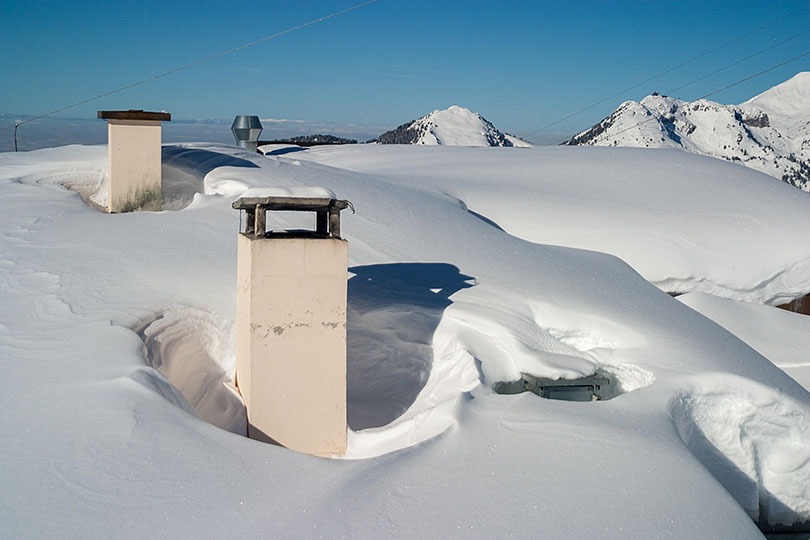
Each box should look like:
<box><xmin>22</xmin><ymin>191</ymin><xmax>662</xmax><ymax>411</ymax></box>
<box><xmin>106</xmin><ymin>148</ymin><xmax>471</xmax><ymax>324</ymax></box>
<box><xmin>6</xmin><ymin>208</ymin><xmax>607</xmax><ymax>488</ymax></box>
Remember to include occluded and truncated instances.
<box><xmin>1</xmin><ymin>0</ymin><xmax>809</xmax><ymax>144</ymax></box>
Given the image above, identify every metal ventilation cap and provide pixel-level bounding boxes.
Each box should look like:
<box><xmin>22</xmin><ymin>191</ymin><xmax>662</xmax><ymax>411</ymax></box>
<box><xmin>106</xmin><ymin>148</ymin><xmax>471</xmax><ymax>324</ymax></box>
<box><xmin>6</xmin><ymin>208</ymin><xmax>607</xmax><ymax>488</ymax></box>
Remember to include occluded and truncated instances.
<box><xmin>231</xmin><ymin>115</ymin><xmax>263</xmax><ymax>153</ymax></box>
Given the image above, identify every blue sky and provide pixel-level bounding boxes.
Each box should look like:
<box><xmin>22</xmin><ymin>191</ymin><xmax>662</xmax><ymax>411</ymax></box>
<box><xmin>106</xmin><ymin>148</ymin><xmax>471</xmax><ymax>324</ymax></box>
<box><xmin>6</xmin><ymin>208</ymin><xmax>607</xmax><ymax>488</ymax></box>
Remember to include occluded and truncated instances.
<box><xmin>1</xmin><ymin>0</ymin><xmax>809</xmax><ymax>144</ymax></box>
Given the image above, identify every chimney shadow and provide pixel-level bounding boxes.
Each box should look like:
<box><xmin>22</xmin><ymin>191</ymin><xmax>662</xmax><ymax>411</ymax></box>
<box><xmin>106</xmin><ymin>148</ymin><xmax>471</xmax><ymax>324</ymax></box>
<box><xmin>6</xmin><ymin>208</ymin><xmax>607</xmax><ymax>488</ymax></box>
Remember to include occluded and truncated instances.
<box><xmin>262</xmin><ymin>146</ymin><xmax>309</xmax><ymax>156</ymax></box>
<box><xmin>347</xmin><ymin>263</ymin><xmax>475</xmax><ymax>430</ymax></box>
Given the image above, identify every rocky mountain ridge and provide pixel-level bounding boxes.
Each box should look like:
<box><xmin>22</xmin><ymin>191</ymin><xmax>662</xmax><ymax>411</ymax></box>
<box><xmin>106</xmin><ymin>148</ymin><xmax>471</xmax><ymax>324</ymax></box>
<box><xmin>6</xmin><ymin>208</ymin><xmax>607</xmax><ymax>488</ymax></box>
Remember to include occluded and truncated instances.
<box><xmin>565</xmin><ymin>72</ymin><xmax>810</xmax><ymax>192</ymax></box>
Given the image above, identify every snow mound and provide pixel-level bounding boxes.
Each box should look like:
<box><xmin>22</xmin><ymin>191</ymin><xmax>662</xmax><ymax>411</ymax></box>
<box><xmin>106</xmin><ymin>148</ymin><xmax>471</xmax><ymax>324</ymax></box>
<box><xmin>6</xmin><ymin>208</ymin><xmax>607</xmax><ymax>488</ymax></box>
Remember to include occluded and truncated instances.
<box><xmin>376</xmin><ymin>106</ymin><xmax>530</xmax><ymax>147</ymax></box>
<box><xmin>300</xmin><ymin>144</ymin><xmax>810</xmax><ymax>305</ymax></box>
<box><xmin>601</xmin><ymin>362</ymin><xmax>656</xmax><ymax>394</ymax></box>
<box><xmin>566</xmin><ymin>72</ymin><xmax>810</xmax><ymax>191</ymax></box>
<box><xmin>671</xmin><ymin>374</ymin><xmax>810</xmax><ymax>527</ymax></box>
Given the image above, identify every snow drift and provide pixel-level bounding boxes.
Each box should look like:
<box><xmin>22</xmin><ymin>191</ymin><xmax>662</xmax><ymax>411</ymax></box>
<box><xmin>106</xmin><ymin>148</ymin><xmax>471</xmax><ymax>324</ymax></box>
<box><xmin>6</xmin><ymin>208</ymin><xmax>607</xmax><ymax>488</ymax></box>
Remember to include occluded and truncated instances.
<box><xmin>1</xmin><ymin>140</ymin><xmax>809</xmax><ymax>538</ymax></box>
<box><xmin>298</xmin><ymin>144</ymin><xmax>810</xmax><ymax>305</ymax></box>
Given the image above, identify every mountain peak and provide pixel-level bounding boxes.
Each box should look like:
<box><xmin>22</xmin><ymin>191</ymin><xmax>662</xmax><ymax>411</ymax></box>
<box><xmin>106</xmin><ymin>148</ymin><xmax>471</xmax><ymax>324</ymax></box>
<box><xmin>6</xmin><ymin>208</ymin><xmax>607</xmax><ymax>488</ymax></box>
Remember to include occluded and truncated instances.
<box><xmin>565</xmin><ymin>73</ymin><xmax>810</xmax><ymax>192</ymax></box>
<box><xmin>376</xmin><ymin>106</ymin><xmax>530</xmax><ymax>147</ymax></box>
<box><xmin>742</xmin><ymin>71</ymin><xmax>810</xmax><ymax>125</ymax></box>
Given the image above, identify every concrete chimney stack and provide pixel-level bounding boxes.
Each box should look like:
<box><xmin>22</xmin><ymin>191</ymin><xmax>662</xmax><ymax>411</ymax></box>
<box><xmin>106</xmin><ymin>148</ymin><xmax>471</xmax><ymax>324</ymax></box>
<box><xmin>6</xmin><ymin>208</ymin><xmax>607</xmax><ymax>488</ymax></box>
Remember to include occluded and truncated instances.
<box><xmin>98</xmin><ymin>110</ymin><xmax>170</xmax><ymax>213</ymax></box>
<box><xmin>233</xmin><ymin>194</ymin><xmax>350</xmax><ymax>456</ymax></box>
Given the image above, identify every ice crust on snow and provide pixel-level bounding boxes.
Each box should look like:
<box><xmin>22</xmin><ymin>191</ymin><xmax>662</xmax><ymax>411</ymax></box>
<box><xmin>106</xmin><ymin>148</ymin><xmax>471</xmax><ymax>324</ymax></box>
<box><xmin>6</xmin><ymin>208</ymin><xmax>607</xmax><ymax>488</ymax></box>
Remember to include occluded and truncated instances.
<box><xmin>1</xmin><ymin>140</ymin><xmax>809</xmax><ymax>538</ymax></box>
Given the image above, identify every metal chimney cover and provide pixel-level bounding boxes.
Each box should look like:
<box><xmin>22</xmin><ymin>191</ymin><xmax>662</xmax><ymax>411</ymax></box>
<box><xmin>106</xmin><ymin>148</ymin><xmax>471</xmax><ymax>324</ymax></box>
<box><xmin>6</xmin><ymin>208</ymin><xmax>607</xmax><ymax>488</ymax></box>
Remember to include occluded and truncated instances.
<box><xmin>231</xmin><ymin>115</ymin><xmax>263</xmax><ymax>152</ymax></box>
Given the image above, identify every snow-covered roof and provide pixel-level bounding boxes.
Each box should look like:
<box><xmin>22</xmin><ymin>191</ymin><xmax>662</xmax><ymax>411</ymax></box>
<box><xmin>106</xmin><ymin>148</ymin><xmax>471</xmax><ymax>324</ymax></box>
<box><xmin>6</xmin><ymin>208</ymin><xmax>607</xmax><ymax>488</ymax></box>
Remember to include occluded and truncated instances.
<box><xmin>1</xmin><ymin>141</ymin><xmax>809</xmax><ymax>538</ymax></box>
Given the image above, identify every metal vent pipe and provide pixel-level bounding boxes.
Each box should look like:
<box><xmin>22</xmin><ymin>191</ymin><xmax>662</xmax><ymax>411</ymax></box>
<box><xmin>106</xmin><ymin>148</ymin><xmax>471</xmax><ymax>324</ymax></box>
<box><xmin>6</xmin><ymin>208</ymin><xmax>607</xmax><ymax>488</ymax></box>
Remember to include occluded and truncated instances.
<box><xmin>231</xmin><ymin>115</ymin><xmax>263</xmax><ymax>153</ymax></box>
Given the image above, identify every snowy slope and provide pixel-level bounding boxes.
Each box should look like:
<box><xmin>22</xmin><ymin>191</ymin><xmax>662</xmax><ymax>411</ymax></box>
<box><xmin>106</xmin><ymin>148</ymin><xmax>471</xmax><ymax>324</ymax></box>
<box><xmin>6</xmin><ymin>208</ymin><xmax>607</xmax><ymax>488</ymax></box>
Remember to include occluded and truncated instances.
<box><xmin>300</xmin><ymin>144</ymin><xmax>810</xmax><ymax>305</ymax></box>
<box><xmin>376</xmin><ymin>105</ymin><xmax>531</xmax><ymax>147</ymax></box>
<box><xmin>1</xmin><ymin>142</ymin><xmax>810</xmax><ymax>538</ymax></box>
<box><xmin>743</xmin><ymin>72</ymin><xmax>810</xmax><ymax>136</ymax></box>
<box><xmin>566</xmin><ymin>72</ymin><xmax>810</xmax><ymax>191</ymax></box>
<box><xmin>742</xmin><ymin>71</ymin><xmax>810</xmax><ymax>187</ymax></box>
<box><xmin>679</xmin><ymin>292</ymin><xmax>810</xmax><ymax>391</ymax></box>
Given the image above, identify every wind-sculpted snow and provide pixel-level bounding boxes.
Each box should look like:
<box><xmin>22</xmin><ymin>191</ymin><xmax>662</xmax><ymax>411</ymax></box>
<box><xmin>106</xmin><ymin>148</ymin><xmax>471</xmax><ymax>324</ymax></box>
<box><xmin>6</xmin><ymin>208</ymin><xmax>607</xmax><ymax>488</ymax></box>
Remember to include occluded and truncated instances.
<box><xmin>138</xmin><ymin>307</ymin><xmax>246</xmax><ymax>434</ymax></box>
<box><xmin>300</xmin><ymin>144</ymin><xmax>810</xmax><ymax>305</ymax></box>
<box><xmin>671</xmin><ymin>374</ymin><xmax>810</xmax><ymax>527</ymax></box>
<box><xmin>1</xmin><ymin>142</ymin><xmax>809</xmax><ymax>538</ymax></box>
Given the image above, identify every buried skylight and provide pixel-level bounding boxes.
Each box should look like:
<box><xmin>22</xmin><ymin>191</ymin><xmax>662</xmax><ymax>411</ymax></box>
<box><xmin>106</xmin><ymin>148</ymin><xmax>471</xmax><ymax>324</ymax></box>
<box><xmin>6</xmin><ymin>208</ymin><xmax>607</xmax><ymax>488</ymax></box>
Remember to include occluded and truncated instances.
<box><xmin>493</xmin><ymin>366</ymin><xmax>652</xmax><ymax>402</ymax></box>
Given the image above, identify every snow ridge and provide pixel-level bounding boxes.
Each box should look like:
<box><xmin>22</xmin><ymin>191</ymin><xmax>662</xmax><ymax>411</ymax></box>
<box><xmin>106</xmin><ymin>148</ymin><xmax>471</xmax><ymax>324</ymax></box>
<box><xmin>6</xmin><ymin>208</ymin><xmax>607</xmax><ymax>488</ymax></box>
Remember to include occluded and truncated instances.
<box><xmin>565</xmin><ymin>72</ymin><xmax>810</xmax><ymax>191</ymax></box>
<box><xmin>376</xmin><ymin>105</ymin><xmax>530</xmax><ymax>147</ymax></box>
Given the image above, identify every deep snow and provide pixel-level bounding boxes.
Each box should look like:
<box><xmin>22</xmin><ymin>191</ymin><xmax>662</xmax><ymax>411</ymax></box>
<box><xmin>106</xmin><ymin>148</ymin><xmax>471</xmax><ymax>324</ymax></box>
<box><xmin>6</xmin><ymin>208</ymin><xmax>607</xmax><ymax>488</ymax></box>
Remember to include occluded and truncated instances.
<box><xmin>679</xmin><ymin>292</ymin><xmax>810</xmax><ymax>392</ymax></box>
<box><xmin>1</xmin><ymin>141</ymin><xmax>809</xmax><ymax>539</ymax></box>
<box><xmin>295</xmin><ymin>144</ymin><xmax>810</xmax><ymax>305</ymax></box>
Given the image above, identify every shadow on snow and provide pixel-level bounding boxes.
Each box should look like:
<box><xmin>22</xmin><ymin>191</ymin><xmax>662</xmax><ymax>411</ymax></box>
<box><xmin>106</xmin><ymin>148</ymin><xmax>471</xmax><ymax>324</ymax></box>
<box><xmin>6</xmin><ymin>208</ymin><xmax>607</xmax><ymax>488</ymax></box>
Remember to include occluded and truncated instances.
<box><xmin>346</xmin><ymin>262</ymin><xmax>475</xmax><ymax>430</ymax></box>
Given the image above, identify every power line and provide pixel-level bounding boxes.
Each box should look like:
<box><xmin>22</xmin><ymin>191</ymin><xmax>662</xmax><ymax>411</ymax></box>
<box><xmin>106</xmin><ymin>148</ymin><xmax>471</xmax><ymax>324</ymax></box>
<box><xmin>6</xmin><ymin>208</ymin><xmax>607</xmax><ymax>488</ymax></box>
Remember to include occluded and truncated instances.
<box><xmin>9</xmin><ymin>0</ymin><xmax>378</xmax><ymax>147</ymax></box>
<box><xmin>570</xmin><ymin>49</ymin><xmax>810</xmax><ymax>144</ymax></box>
<box><xmin>553</xmin><ymin>33</ymin><xmax>810</xmax><ymax>146</ymax></box>
<box><xmin>667</xmin><ymin>29</ymin><xmax>809</xmax><ymax>95</ymax></box>
<box><xmin>700</xmin><ymin>49</ymin><xmax>810</xmax><ymax>100</ymax></box>
<box><xmin>522</xmin><ymin>2</ymin><xmax>810</xmax><ymax>140</ymax></box>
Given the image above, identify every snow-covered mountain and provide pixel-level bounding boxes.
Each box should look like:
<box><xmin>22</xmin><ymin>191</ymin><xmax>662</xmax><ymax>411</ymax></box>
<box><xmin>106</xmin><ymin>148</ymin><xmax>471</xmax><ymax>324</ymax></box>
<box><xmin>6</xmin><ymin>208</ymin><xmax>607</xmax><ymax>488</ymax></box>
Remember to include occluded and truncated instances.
<box><xmin>375</xmin><ymin>105</ymin><xmax>531</xmax><ymax>147</ymax></box>
<box><xmin>565</xmin><ymin>72</ymin><xmax>810</xmax><ymax>191</ymax></box>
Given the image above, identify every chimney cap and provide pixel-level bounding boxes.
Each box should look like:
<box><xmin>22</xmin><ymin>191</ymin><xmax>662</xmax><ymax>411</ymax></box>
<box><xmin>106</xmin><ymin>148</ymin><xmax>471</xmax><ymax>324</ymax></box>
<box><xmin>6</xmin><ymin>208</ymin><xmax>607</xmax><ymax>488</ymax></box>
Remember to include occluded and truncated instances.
<box><xmin>233</xmin><ymin>196</ymin><xmax>351</xmax><ymax>238</ymax></box>
<box><xmin>232</xmin><ymin>196</ymin><xmax>349</xmax><ymax>212</ymax></box>
<box><xmin>98</xmin><ymin>110</ymin><xmax>171</xmax><ymax>121</ymax></box>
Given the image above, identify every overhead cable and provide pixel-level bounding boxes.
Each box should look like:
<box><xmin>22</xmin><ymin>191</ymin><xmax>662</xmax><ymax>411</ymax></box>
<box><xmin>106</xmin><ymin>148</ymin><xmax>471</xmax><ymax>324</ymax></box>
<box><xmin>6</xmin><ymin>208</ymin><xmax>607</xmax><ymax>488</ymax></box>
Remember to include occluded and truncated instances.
<box><xmin>522</xmin><ymin>2</ymin><xmax>810</xmax><ymax>139</ymax></box>
<box><xmin>8</xmin><ymin>0</ymin><xmax>378</xmax><ymax>143</ymax></box>
<box><xmin>574</xmin><ymin>49</ymin><xmax>810</xmax><ymax>143</ymax></box>
<box><xmin>667</xmin><ymin>28</ymin><xmax>809</xmax><ymax>95</ymax></box>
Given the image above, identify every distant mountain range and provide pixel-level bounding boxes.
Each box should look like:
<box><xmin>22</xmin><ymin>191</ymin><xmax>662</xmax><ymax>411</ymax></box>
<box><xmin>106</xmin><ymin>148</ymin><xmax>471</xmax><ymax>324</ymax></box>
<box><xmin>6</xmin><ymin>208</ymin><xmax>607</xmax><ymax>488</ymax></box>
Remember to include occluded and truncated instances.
<box><xmin>373</xmin><ymin>106</ymin><xmax>531</xmax><ymax>147</ymax></box>
<box><xmin>565</xmin><ymin>72</ymin><xmax>810</xmax><ymax>192</ymax></box>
